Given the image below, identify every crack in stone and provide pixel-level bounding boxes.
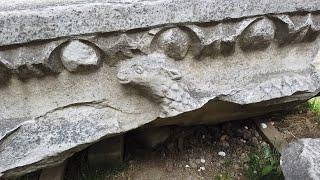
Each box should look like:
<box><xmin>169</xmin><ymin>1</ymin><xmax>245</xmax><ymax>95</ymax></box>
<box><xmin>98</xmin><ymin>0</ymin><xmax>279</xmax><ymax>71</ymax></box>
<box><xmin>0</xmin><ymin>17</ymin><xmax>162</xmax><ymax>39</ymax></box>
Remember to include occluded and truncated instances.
<box><xmin>35</xmin><ymin>99</ymin><xmax>141</xmax><ymax>120</ymax></box>
<box><xmin>0</xmin><ymin>100</ymin><xmax>140</xmax><ymax>145</ymax></box>
<box><xmin>0</xmin><ymin>120</ymin><xmax>35</xmax><ymax>145</ymax></box>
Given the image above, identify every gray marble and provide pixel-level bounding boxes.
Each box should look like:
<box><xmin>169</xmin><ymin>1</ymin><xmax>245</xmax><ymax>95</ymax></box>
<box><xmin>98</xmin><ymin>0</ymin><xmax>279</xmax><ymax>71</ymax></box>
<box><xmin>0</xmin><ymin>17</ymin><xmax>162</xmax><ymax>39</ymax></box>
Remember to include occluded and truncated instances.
<box><xmin>0</xmin><ymin>0</ymin><xmax>320</xmax><ymax>45</ymax></box>
<box><xmin>281</xmin><ymin>138</ymin><xmax>320</xmax><ymax>180</ymax></box>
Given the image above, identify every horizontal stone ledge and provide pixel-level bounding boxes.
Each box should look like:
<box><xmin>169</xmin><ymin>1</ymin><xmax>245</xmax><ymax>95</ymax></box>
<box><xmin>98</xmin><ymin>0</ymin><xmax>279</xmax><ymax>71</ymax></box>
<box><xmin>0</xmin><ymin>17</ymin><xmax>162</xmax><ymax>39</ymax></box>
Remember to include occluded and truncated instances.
<box><xmin>0</xmin><ymin>0</ymin><xmax>320</xmax><ymax>46</ymax></box>
<box><xmin>0</xmin><ymin>11</ymin><xmax>319</xmax><ymax>86</ymax></box>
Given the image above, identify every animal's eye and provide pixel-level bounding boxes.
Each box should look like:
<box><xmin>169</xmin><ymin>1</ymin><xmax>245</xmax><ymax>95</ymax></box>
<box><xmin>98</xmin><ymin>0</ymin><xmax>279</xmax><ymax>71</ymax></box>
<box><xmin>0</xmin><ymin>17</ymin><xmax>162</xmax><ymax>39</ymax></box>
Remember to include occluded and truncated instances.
<box><xmin>133</xmin><ymin>65</ymin><xmax>144</xmax><ymax>74</ymax></box>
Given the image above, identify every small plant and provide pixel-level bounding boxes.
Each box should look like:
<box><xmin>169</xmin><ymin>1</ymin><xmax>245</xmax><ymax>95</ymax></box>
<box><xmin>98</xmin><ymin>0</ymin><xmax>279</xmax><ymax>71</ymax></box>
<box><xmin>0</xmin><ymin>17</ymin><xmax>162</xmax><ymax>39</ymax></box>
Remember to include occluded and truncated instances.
<box><xmin>214</xmin><ymin>173</ymin><xmax>231</xmax><ymax>180</ymax></box>
<box><xmin>245</xmin><ymin>143</ymin><xmax>283</xmax><ymax>180</ymax></box>
<box><xmin>307</xmin><ymin>97</ymin><xmax>320</xmax><ymax>123</ymax></box>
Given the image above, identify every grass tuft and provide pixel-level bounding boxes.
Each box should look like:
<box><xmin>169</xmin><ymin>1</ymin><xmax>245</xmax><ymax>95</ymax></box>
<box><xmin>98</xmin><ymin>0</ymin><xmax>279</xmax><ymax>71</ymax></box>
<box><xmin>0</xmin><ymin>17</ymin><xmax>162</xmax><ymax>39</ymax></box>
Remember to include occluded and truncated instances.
<box><xmin>307</xmin><ymin>97</ymin><xmax>320</xmax><ymax>123</ymax></box>
<box><xmin>244</xmin><ymin>143</ymin><xmax>283</xmax><ymax>180</ymax></box>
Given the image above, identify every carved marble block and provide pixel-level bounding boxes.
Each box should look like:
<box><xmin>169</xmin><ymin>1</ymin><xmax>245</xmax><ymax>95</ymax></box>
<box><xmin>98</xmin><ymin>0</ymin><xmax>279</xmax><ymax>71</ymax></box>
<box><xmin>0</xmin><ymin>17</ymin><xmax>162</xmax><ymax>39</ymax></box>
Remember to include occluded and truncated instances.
<box><xmin>0</xmin><ymin>0</ymin><xmax>320</xmax><ymax>178</ymax></box>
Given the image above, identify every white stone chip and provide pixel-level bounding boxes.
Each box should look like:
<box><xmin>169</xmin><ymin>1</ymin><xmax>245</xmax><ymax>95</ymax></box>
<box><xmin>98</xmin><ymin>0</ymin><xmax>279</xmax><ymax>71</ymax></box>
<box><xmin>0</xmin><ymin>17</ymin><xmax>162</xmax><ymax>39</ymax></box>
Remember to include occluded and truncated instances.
<box><xmin>200</xmin><ymin>158</ymin><xmax>205</xmax><ymax>163</ymax></box>
<box><xmin>218</xmin><ymin>151</ymin><xmax>226</xmax><ymax>157</ymax></box>
<box><xmin>260</xmin><ymin>123</ymin><xmax>268</xmax><ymax>129</ymax></box>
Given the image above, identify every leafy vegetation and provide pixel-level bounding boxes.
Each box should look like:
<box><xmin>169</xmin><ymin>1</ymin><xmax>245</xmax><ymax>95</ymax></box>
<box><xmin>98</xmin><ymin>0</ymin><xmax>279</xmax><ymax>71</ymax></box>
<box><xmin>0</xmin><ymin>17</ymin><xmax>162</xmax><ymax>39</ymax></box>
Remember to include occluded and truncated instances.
<box><xmin>307</xmin><ymin>97</ymin><xmax>320</xmax><ymax>123</ymax></box>
<box><xmin>245</xmin><ymin>143</ymin><xmax>283</xmax><ymax>180</ymax></box>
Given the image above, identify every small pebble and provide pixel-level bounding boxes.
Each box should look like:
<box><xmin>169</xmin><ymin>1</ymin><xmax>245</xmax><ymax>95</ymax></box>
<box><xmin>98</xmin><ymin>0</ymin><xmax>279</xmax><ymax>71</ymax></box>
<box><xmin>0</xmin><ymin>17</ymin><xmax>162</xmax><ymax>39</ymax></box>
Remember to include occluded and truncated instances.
<box><xmin>218</xmin><ymin>151</ymin><xmax>226</xmax><ymax>157</ymax></box>
<box><xmin>244</xmin><ymin>126</ymin><xmax>249</xmax><ymax>129</ymax></box>
<box><xmin>260</xmin><ymin>123</ymin><xmax>268</xmax><ymax>129</ymax></box>
<box><xmin>240</xmin><ymin>139</ymin><xmax>246</xmax><ymax>143</ymax></box>
<box><xmin>200</xmin><ymin>166</ymin><xmax>205</xmax><ymax>171</ymax></box>
<box><xmin>200</xmin><ymin>158</ymin><xmax>205</xmax><ymax>163</ymax></box>
<box><xmin>185</xmin><ymin>165</ymin><xmax>190</xmax><ymax>168</ymax></box>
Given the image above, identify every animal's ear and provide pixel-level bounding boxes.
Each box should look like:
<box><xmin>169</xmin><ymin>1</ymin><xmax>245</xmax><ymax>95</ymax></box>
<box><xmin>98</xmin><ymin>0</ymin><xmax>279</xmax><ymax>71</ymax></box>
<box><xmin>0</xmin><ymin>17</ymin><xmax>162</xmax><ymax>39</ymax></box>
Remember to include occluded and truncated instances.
<box><xmin>167</xmin><ymin>68</ymin><xmax>182</xmax><ymax>80</ymax></box>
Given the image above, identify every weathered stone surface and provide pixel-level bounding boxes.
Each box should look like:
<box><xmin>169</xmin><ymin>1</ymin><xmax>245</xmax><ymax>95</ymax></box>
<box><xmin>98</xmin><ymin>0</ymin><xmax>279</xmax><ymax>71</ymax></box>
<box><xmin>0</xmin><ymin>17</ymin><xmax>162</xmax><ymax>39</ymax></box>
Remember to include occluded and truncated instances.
<box><xmin>152</xmin><ymin>28</ymin><xmax>191</xmax><ymax>60</ymax></box>
<box><xmin>61</xmin><ymin>40</ymin><xmax>101</xmax><ymax>72</ymax></box>
<box><xmin>239</xmin><ymin>18</ymin><xmax>275</xmax><ymax>51</ymax></box>
<box><xmin>0</xmin><ymin>0</ymin><xmax>320</xmax><ymax>178</ymax></box>
<box><xmin>273</xmin><ymin>13</ymin><xmax>319</xmax><ymax>44</ymax></box>
<box><xmin>281</xmin><ymin>138</ymin><xmax>320</xmax><ymax>180</ymax></box>
<box><xmin>0</xmin><ymin>40</ymin><xmax>65</xmax><ymax>82</ymax></box>
<box><xmin>1</xmin><ymin>0</ymin><xmax>320</xmax><ymax>46</ymax></box>
<box><xmin>190</xmin><ymin>18</ymin><xmax>257</xmax><ymax>58</ymax></box>
<box><xmin>311</xmin><ymin>14</ymin><xmax>320</xmax><ymax>32</ymax></box>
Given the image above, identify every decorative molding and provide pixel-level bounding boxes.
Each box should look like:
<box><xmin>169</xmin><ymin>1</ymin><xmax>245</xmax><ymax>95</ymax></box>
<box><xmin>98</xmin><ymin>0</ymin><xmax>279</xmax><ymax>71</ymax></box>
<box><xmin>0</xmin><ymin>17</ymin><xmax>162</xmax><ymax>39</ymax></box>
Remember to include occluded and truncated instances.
<box><xmin>0</xmin><ymin>12</ymin><xmax>319</xmax><ymax>85</ymax></box>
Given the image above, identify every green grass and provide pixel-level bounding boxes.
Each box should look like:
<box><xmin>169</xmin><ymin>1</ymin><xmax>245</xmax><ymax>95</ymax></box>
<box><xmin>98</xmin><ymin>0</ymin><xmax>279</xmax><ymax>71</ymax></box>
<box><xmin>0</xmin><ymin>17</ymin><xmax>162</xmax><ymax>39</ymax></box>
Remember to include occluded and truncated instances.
<box><xmin>307</xmin><ymin>97</ymin><xmax>320</xmax><ymax>123</ymax></box>
<box><xmin>244</xmin><ymin>143</ymin><xmax>283</xmax><ymax>180</ymax></box>
<box><xmin>214</xmin><ymin>173</ymin><xmax>232</xmax><ymax>180</ymax></box>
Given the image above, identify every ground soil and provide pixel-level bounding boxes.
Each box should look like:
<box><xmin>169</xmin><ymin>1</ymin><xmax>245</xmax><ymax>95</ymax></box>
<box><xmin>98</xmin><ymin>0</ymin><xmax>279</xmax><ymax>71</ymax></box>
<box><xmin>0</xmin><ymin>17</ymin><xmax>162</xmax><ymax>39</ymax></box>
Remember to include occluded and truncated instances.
<box><xmin>272</xmin><ymin>106</ymin><xmax>320</xmax><ymax>142</ymax></box>
<box><xmin>61</xmin><ymin>105</ymin><xmax>320</xmax><ymax>180</ymax></box>
<box><xmin>111</xmin><ymin>123</ymin><xmax>263</xmax><ymax>180</ymax></box>
<box><xmin>65</xmin><ymin>121</ymin><xmax>267</xmax><ymax>180</ymax></box>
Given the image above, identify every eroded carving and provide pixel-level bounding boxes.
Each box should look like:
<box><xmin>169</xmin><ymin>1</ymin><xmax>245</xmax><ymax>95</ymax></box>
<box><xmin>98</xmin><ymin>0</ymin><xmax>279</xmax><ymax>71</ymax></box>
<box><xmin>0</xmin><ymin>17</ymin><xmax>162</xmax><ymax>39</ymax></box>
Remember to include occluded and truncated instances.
<box><xmin>0</xmin><ymin>41</ymin><xmax>65</xmax><ymax>82</ymax></box>
<box><xmin>0</xmin><ymin>12</ymin><xmax>318</xmax><ymax>85</ymax></box>
<box><xmin>151</xmin><ymin>27</ymin><xmax>191</xmax><ymax>60</ymax></box>
<box><xmin>189</xmin><ymin>18</ymin><xmax>257</xmax><ymax>57</ymax></box>
<box><xmin>273</xmin><ymin>13</ymin><xmax>320</xmax><ymax>44</ymax></box>
<box><xmin>241</xmin><ymin>74</ymin><xmax>317</xmax><ymax>104</ymax></box>
<box><xmin>0</xmin><ymin>39</ymin><xmax>105</xmax><ymax>83</ymax></box>
<box><xmin>239</xmin><ymin>18</ymin><xmax>275</xmax><ymax>51</ymax></box>
<box><xmin>90</xmin><ymin>33</ymin><xmax>151</xmax><ymax>66</ymax></box>
<box><xmin>61</xmin><ymin>40</ymin><xmax>102</xmax><ymax>72</ymax></box>
<box><xmin>117</xmin><ymin>53</ymin><xmax>200</xmax><ymax>117</ymax></box>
